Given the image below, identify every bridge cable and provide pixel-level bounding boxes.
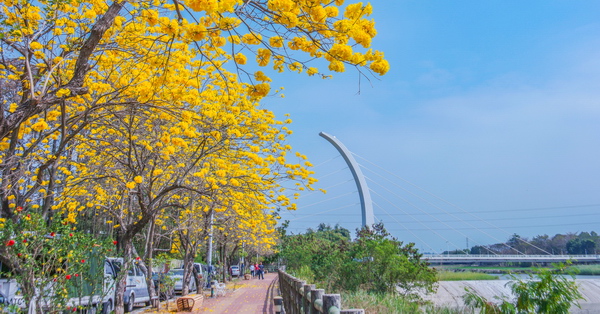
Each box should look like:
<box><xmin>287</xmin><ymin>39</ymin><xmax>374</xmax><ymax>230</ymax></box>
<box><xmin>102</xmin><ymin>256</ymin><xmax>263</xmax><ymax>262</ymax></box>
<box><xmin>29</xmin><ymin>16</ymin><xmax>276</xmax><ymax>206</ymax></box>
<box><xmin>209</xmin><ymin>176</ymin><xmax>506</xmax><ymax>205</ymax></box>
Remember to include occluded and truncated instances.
<box><xmin>371</xmin><ymin>202</ymin><xmax>438</xmax><ymax>253</ymax></box>
<box><xmin>293</xmin><ymin>191</ymin><xmax>358</xmax><ymax>211</ymax></box>
<box><xmin>287</xmin><ymin>203</ymin><xmax>361</xmax><ymax>222</ymax></box>
<box><xmin>311</xmin><ymin>154</ymin><xmax>343</xmax><ymax>169</ymax></box>
<box><xmin>354</xmin><ymin>153</ymin><xmax>551</xmax><ymax>255</ymax></box>
<box><xmin>366</xmin><ymin>177</ymin><xmax>498</xmax><ymax>255</ymax></box>
<box><xmin>287</xmin><ymin>178</ymin><xmax>355</xmax><ymax>201</ymax></box>
<box><xmin>362</xmin><ymin>167</ymin><xmax>538</xmax><ymax>255</ymax></box>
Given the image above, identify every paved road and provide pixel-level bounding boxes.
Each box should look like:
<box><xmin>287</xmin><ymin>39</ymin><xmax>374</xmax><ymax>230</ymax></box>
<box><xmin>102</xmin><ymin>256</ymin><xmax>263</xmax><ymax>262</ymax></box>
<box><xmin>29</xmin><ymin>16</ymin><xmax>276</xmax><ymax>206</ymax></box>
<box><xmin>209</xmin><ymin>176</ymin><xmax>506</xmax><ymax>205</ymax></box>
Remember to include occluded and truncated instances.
<box><xmin>137</xmin><ymin>272</ymin><xmax>279</xmax><ymax>313</ymax></box>
<box><xmin>201</xmin><ymin>272</ymin><xmax>278</xmax><ymax>313</ymax></box>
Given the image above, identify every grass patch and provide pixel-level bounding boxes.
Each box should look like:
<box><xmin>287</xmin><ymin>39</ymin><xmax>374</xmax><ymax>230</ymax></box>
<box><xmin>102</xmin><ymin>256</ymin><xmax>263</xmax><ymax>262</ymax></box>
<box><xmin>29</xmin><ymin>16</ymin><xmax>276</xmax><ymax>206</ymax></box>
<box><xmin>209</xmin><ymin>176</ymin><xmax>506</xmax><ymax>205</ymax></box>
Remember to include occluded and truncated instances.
<box><xmin>289</xmin><ymin>264</ymin><xmax>315</xmax><ymax>283</ymax></box>
<box><xmin>437</xmin><ymin>271</ymin><xmax>499</xmax><ymax>281</ymax></box>
<box><xmin>441</xmin><ymin>266</ymin><xmax>532</xmax><ymax>271</ymax></box>
<box><xmin>569</xmin><ymin>264</ymin><xmax>600</xmax><ymax>275</ymax></box>
<box><xmin>342</xmin><ymin>290</ymin><xmax>460</xmax><ymax>314</ymax></box>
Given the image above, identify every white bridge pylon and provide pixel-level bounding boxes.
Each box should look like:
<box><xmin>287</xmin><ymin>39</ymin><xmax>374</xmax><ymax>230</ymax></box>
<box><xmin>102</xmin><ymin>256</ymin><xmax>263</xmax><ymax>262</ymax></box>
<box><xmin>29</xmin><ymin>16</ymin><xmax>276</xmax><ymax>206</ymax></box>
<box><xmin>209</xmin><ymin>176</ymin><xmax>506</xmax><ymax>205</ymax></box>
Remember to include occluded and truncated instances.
<box><xmin>319</xmin><ymin>132</ymin><xmax>375</xmax><ymax>227</ymax></box>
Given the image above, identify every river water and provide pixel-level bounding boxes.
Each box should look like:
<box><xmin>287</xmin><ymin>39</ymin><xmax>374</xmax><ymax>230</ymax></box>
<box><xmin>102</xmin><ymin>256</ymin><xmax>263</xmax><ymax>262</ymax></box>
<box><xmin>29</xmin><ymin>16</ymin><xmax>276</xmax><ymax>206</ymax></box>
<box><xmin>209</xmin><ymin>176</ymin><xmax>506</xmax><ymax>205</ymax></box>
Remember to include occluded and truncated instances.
<box><xmin>424</xmin><ymin>279</ymin><xmax>600</xmax><ymax>313</ymax></box>
<box><xmin>493</xmin><ymin>273</ymin><xmax>600</xmax><ymax>280</ymax></box>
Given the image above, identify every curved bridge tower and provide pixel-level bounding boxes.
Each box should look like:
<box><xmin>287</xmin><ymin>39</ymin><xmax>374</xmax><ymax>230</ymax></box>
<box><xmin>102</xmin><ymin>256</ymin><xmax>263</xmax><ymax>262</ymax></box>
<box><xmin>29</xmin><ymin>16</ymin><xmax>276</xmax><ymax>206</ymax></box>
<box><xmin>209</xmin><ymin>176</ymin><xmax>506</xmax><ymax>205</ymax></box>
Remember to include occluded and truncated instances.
<box><xmin>319</xmin><ymin>132</ymin><xmax>375</xmax><ymax>227</ymax></box>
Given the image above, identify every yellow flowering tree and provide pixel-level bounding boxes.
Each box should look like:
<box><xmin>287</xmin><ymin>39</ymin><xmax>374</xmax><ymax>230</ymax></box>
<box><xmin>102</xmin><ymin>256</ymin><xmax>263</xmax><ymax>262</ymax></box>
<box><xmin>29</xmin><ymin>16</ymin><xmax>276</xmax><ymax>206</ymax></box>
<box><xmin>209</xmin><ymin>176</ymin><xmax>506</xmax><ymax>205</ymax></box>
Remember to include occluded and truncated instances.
<box><xmin>0</xmin><ymin>0</ymin><xmax>388</xmax><ymax>311</ymax></box>
<box><xmin>67</xmin><ymin>68</ymin><xmax>314</xmax><ymax>308</ymax></box>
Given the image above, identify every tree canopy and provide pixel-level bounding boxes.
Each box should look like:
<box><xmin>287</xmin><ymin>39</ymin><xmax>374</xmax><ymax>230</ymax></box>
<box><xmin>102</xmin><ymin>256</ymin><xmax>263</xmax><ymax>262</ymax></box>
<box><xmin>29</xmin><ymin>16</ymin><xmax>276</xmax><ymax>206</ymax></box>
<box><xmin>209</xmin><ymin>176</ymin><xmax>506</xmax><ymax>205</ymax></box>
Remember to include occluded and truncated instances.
<box><xmin>0</xmin><ymin>0</ymin><xmax>389</xmax><ymax>312</ymax></box>
<box><xmin>467</xmin><ymin>231</ymin><xmax>600</xmax><ymax>256</ymax></box>
<box><xmin>274</xmin><ymin>223</ymin><xmax>436</xmax><ymax>297</ymax></box>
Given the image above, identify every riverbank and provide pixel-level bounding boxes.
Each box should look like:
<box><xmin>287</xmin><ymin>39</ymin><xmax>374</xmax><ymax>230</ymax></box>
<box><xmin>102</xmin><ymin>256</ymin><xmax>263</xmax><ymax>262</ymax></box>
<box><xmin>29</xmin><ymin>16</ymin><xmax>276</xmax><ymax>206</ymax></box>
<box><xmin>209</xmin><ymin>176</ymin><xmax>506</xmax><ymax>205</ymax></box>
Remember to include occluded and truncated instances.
<box><xmin>438</xmin><ymin>266</ymin><xmax>539</xmax><ymax>275</ymax></box>
<box><xmin>423</xmin><ymin>279</ymin><xmax>600</xmax><ymax>313</ymax></box>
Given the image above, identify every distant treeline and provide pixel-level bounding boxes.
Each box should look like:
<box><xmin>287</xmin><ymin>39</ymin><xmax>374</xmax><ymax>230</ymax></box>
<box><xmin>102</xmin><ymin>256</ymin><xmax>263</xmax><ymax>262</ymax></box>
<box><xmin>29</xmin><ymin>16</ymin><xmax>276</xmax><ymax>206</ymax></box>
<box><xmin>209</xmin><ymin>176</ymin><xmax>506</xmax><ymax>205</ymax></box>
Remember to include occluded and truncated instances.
<box><xmin>454</xmin><ymin>231</ymin><xmax>599</xmax><ymax>255</ymax></box>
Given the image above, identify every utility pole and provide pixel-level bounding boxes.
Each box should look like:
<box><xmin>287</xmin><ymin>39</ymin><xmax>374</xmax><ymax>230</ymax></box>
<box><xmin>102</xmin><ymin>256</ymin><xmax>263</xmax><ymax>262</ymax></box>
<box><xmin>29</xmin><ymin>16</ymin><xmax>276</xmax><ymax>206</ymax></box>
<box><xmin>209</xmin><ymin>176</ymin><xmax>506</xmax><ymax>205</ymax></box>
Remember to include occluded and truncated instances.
<box><xmin>207</xmin><ymin>211</ymin><xmax>214</xmax><ymax>272</ymax></box>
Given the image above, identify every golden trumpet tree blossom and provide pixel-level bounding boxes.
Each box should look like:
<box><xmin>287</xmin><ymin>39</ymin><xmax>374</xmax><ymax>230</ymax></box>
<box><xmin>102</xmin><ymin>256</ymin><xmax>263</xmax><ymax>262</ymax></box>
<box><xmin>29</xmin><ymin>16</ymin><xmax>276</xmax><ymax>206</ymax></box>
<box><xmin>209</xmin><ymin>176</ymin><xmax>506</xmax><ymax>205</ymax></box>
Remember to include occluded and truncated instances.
<box><xmin>0</xmin><ymin>0</ymin><xmax>388</xmax><ymax>311</ymax></box>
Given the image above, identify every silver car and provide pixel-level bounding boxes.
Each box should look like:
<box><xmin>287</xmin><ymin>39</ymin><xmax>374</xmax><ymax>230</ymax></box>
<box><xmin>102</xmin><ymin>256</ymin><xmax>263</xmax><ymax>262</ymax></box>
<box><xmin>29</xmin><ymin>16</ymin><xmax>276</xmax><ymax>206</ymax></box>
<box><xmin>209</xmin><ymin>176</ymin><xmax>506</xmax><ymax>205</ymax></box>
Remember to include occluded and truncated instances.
<box><xmin>107</xmin><ymin>258</ymin><xmax>151</xmax><ymax>312</ymax></box>
<box><xmin>229</xmin><ymin>265</ymin><xmax>240</xmax><ymax>277</ymax></box>
<box><xmin>168</xmin><ymin>269</ymin><xmax>197</xmax><ymax>294</ymax></box>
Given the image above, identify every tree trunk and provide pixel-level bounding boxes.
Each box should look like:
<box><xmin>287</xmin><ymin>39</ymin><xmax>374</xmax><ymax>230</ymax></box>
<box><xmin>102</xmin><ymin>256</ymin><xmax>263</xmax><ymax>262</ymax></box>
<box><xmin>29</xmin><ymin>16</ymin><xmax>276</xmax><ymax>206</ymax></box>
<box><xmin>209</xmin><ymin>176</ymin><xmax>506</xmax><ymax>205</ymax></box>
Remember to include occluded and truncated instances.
<box><xmin>143</xmin><ymin>219</ymin><xmax>157</xmax><ymax>305</ymax></box>
<box><xmin>180</xmin><ymin>230</ymin><xmax>197</xmax><ymax>295</ymax></box>
<box><xmin>113</xmin><ymin>238</ymin><xmax>134</xmax><ymax>314</ymax></box>
<box><xmin>221</xmin><ymin>242</ymin><xmax>227</xmax><ymax>283</ymax></box>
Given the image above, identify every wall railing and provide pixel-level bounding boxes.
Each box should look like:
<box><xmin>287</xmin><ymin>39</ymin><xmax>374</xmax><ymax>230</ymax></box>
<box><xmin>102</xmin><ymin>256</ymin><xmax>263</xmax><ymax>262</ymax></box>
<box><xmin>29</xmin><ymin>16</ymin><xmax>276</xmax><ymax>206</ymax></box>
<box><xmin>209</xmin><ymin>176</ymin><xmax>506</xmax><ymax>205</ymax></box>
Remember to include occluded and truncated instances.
<box><xmin>277</xmin><ymin>269</ymin><xmax>364</xmax><ymax>314</ymax></box>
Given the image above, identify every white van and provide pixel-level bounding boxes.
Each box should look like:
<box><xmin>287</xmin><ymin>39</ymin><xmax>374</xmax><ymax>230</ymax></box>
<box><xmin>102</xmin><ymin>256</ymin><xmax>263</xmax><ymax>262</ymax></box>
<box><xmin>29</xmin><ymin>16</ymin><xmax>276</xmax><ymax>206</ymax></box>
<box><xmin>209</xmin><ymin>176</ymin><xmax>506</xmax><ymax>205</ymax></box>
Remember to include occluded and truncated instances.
<box><xmin>106</xmin><ymin>258</ymin><xmax>151</xmax><ymax>312</ymax></box>
<box><xmin>0</xmin><ymin>278</ymin><xmax>25</xmax><ymax>308</ymax></box>
<box><xmin>0</xmin><ymin>258</ymin><xmax>116</xmax><ymax>313</ymax></box>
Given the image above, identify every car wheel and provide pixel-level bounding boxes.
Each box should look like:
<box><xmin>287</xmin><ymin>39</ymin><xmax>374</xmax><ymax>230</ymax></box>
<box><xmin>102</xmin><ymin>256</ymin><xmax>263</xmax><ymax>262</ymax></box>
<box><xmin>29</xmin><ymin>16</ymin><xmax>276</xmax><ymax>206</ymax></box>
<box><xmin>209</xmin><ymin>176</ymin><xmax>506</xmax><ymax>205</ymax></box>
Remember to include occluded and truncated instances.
<box><xmin>86</xmin><ymin>305</ymin><xmax>98</xmax><ymax>314</ymax></box>
<box><xmin>125</xmin><ymin>294</ymin><xmax>134</xmax><ymax>313</ymax></box>
<box><xmin>101</xmin><ymin>299</ymin><xmax>113</xmax><ymax>314</ymax></box>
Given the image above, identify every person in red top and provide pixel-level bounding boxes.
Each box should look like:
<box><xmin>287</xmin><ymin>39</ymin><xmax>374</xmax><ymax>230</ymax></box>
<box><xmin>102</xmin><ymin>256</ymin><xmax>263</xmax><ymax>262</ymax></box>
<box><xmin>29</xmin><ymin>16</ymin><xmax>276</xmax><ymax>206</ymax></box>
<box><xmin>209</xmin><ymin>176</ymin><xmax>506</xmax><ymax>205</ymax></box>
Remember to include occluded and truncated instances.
<box><xmin>254</xmin><ymin>263</ymin><xmax>259</xmax><ymax>279</ymax></box>
<box><xmin>257</xmin><ymin>262</ymin><xmax>264</xmax><ymax>280</ymax></box>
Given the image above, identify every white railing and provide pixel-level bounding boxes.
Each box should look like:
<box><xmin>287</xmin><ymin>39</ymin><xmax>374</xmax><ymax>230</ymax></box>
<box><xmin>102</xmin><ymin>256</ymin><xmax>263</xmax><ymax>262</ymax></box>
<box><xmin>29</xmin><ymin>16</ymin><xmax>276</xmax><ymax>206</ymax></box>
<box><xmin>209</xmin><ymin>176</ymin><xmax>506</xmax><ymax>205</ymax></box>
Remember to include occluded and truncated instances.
<box><xmin>428</xmin><ymin>254</ymin><xmax>600</xmax><ymax>259</ymax></box>
<box><xmin>425</xmin><ymin>254</ymin><xmax>600</xmax><ymax>264</ymax></box>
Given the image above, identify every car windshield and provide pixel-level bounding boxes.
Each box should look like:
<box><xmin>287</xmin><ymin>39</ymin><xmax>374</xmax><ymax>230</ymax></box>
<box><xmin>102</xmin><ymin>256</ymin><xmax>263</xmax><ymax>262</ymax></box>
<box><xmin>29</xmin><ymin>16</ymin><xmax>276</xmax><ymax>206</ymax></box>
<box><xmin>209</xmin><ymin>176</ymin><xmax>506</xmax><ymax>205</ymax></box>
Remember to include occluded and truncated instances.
<box><xmin>231</xmin><ymin>266</ymin><xmax>238</xmax><ymax>270</ymax></box>
<box><xmin>169</xmin><ymin>269</ymin><xmax>184</xmax><ymax>276</ymax></box>
<box><xmin>110</xmin><ymin>261</ymin><xmax>135</xmax><ymax>276</ymax></box>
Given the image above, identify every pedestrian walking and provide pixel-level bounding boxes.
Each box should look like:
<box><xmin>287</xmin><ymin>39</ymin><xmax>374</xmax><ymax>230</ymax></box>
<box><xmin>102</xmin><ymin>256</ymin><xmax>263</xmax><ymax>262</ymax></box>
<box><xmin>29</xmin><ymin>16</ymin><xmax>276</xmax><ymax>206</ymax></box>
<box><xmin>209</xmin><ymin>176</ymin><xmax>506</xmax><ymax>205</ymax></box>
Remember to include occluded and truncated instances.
<box><xmin>258</xmin><ymin>262</ymin><xmax>264</xmax><ymax>280</ymax></box>
<box><xmin>250</xmin><ymin>264</ymin><xmax>255</xmax><ymax>277</ymax></box>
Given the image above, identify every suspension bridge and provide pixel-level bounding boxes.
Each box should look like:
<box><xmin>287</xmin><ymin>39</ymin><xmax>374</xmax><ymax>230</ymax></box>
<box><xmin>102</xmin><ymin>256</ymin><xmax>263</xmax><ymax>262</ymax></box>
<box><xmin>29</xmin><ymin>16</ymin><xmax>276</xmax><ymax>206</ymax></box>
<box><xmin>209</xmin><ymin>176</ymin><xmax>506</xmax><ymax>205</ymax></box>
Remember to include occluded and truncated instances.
<box><xmin>426</xmin><ymin>254</ymin><xmax>600</xmax><ymax>265</ymax></box>
<box><xmin>278</xmin><ymin>132</ymin><xmax>600</xmax><ymax>264</ymax></box>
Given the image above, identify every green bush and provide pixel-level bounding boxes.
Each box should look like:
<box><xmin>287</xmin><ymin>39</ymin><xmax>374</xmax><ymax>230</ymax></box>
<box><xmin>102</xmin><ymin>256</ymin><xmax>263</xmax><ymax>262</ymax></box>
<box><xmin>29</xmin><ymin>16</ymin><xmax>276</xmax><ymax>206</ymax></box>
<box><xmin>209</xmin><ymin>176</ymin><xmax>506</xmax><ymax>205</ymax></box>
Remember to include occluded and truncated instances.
<box><xmin>463</xmin><ymin>263</ymin><xmax>583</xmax><ymax>314</ymax></box>
<box><xmin>291</xmin><ymin>265</ymin><xmax>315</xmax><ymax>284</ymax></box>
<box><xmin>0</xmin><ymin>211</ymin><xmax>112</xmax><ymax>312</ymax></box>
<box><xmin>437</xmin><ymin>271</ymin><xmax>498</xmax><ymax>281</ymax></box>
<box><xmin>569</xmin><ymin>264</ymin><xmax>600</xmax><ymax>275</ymax></box>
<box><xmin>277</xmin><ymin>223</ymin><xmax>436</xmax><ymax>298</ymax></box>
<box><xmin>337</xmin><ymin>223</ymin><xmax>436</xmax><ymax>297</ymax></box>
<box><xmin>343</xmin><ymin>290</ymin><xmax>461</xmax><ymax>314</ymax></box>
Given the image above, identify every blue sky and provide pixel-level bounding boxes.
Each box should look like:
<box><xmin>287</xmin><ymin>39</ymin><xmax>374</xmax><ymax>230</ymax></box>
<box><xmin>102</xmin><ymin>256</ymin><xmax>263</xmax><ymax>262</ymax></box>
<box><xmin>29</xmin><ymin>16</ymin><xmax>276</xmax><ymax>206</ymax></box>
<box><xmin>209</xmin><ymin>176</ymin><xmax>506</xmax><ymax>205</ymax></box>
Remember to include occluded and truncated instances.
<box><xmin>261</xmin><ymin>1</ymin><xmax>600</xmax><ymax>253</ymax></box>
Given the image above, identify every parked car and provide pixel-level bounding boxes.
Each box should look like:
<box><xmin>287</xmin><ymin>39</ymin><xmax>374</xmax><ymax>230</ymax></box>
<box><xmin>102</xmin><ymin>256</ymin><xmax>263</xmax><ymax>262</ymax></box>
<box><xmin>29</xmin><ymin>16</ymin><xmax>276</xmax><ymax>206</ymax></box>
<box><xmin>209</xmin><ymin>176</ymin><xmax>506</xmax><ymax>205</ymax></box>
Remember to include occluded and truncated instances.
<box><xmin>229</xmin><ymin>265</ymin><xmax>240</xmax><ymax>277</ymax></box>
<box><xmin>0</xmin><ymin>254</ymin><xmax>117</xmax><ymax>313</ymax></box>
<box><xmin>192</xmin><ymin>263</ymin><xmax>209</xmax><ymax>280</ymax></box>
<box><xmin>151</xmin><ymin>271</ymin><xmax>174</xmax><ymax>301</ymax></box>
<box><xmin>107</xmin><ymin>258</ymin><xmax>151</xmax><ymax>312</ymax></box>
<box><xmin>0</xmin><ymin>278</ymin><xmax>24</xmax><ymax>309</ymax></box>
<box><xmin>168</xmin><ymin>269</ymin><xmax>197</xmax><ymax>294</ymax></box>
<box><xmin>192</xmin><ymin>263</ymin><xmax>210</xmax><ymax>290</ymax></box>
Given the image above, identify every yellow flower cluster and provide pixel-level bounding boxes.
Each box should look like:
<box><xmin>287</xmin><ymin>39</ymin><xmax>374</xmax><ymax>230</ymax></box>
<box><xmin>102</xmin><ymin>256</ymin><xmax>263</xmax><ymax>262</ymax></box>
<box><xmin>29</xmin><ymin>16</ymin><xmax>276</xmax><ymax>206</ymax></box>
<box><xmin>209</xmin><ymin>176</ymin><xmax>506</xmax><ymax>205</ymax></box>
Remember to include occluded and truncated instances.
<box><xmin>0</xmin><ymin>0</ymin><xmax>385</xmax><ymax>258</ymax></box>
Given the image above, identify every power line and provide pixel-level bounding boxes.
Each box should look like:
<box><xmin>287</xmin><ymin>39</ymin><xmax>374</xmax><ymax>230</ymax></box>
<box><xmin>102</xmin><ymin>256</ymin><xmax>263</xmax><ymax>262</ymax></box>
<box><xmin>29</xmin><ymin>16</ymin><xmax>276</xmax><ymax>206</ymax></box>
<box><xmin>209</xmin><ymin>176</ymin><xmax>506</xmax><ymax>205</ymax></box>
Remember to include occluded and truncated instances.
<box><xmin>285</xmin><ymin>212</ymin><xmax>599</xmax><ymax>222</ymax></box>
<box><xmin>284</xmin><ymin>204</ymin><xmax>600</xmax><ymax>216</ymax></box>
<box><xmin>371</xmin><ymin>200</ymin><xmax>438</xmax><ymax>252</ymax></box>
<box><xmin>382</xmin><ymin>221</ymin><xmax>600</xmax><ymax>231</ymax></box>
<box><xmin>285</xmin><ymin>203</ymin><xmax>360</xmax><ymax>222</ymax></box>
<box><xmin>294</xmin><ymin>191</ymin><xmax>357</xmax><ymax>210</ymax></box>
<box><xmin>383</xmin><ymin>204</ymin><xmax>600</xmax><ymax>216</ymax></box>
<box><xmin>355</xmin><ymin>153</ymin><xmax>551</xmax><ymax>254</ymax></box>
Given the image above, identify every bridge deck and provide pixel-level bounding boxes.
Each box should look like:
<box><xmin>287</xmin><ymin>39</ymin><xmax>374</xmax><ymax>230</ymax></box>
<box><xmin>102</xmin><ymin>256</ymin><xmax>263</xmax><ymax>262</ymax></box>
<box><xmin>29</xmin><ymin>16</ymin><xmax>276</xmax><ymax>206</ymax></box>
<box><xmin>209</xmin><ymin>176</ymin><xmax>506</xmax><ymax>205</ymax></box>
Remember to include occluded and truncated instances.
<box><xmin>425</xmin><ymin>254</ymin><xmax>600</xmax><ymax>264</ymax></box>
